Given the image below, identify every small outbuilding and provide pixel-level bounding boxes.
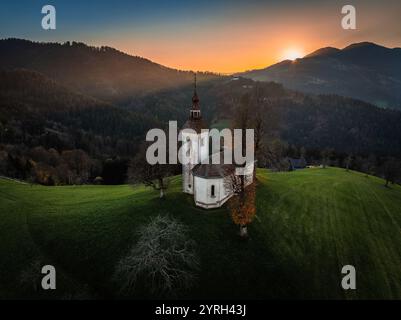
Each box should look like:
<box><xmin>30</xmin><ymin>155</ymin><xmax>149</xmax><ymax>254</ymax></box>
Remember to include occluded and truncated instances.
<box><xmin>287</xmin><ymin>157</ymin><xmax>307</xmax><ymax>170</ymax></box>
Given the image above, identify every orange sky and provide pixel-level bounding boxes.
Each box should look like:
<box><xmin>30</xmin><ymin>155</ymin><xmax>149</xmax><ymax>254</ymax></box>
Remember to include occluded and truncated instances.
<box><xmin>4</xmin><ymin>0</ymin><xmax>400</xmax><ymax>74</ymax></box>
<box><xmin>92</xmin><ymin>1</ymin><xmax>400</xmax><ymax>73</ymax></box>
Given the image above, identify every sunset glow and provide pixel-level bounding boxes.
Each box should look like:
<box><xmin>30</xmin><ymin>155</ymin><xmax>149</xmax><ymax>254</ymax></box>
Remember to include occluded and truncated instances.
<box><xmin>281</xmin><ymin>48</ymin><xmax>305</xmax><ymax>61</ymax></box>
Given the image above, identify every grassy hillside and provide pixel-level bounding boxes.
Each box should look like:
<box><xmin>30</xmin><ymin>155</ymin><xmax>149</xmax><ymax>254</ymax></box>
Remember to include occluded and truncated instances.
<box><xmin>0</xmin><ymin>168</ymin><xmax>400</xmax><ymax>299</ymax></box>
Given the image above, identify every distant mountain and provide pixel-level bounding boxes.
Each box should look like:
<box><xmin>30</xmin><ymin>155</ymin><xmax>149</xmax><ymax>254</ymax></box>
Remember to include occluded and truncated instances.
<box><xmin>238</xmin><ymin>42</ymin><xmax>401</xmax><ymax>110</ymax></box>
<box><xmin>0</xmin><ymin>38</ymin><xmax>220</xmax><ymax>104</ymax></box>
<box><xmin>305</xmin><ymin>47</ymin><xmax>341</xmax><ymax>58</ymax></box>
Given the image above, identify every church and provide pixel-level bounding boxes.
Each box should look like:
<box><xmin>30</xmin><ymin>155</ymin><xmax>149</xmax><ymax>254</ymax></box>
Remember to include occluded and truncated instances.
<box><xmin>181</xmin><ymin>76</ymin><xmax>254</xmax><ymax>209</ymax></box>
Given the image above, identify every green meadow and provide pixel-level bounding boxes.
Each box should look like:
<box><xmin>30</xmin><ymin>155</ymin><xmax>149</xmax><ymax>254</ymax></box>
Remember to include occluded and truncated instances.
<box><xmin>0</xmin><ymin>167</ymin><xmax>400</xmax><ymax>299</ymax></box>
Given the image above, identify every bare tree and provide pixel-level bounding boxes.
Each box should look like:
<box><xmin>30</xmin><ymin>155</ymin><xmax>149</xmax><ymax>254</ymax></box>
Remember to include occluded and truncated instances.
<box><xmin>251</xmin><ymin>85</ymin><xmax>266</xmax><ymax>165</ymax></box>
<box><xmin>128</xmin><ymin>144</ymin><xmax>176</xmax><ymax>198</ymax></box>
<box><xmin>381</xmin><ymin>158</ymin><xmax>400</xmax><ymax>187</ymax></box>
<box><xmin>321</xmin><ymin>148</ymin><xmax>333</xmax><ymax>169</ymax></box>
<box><xmin>115</xmin><ymin>215</ymin><xmax>199</xmax><ymax>297</ymax></box>
<box><xmin>225</xmin><ymin>93</ymin><xmax>257</xmax><ymax>238</ymax></box>
<box><xmin>260</xmin><ymin>138</ymin><xmax>289</xmax><ymax>171</ymax></box>
<box><xmin>363</xmin><ymin>154</ymin><xmax>376</xmax><ymax>177</ymax></box>
<box><xmin>344</xmin><ymin>154</ymin><xmax>353</xmax><ymax>171</ymax></box>
<box><xmin>61</xmin><ymin>149</ymin><xmax>92</xmax><ymax>183</ymax></box>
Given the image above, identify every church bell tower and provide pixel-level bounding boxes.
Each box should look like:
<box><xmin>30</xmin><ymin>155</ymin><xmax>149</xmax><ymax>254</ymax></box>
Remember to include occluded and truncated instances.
<box><xmin>181</xmin><ymin>73</ymin><xmax>209</xmax><ymax>194</ymax></box>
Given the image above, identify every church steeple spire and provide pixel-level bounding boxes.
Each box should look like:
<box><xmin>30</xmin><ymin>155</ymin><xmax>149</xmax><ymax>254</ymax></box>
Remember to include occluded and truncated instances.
<box><xmin>190</xmin><ymin>72</ymin><xmax>201</xmax><ymax>119</ymax></box>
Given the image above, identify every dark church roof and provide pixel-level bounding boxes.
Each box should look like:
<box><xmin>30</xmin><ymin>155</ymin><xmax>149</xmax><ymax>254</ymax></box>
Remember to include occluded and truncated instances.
<box><xmin>192</xmin><ymin>151</ymin><xmax>236</xmax><ymax>178</ymax></box>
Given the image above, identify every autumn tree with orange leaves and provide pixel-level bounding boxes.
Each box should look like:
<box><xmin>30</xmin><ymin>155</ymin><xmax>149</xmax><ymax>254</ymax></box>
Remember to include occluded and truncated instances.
<box><xmin>225</xmin><ymin>92</ymin><xmax>258</xmax><ymax>238</ymax></box>
<box><xmin>226</xmin><ymin>180</ymin><xmax>256</xmax><ymax>238</ymax></box>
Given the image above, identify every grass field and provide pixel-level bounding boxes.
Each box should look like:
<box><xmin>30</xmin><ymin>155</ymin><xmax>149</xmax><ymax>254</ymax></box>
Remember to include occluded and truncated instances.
<box><xmin>0</xmin><ymin>167</ymin><xmax>400</xmax><ymax>299</ymax></box>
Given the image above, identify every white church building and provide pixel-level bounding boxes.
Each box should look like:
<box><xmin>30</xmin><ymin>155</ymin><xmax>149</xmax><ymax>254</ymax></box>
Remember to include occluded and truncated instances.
<box><xmin>181</xmin><ymin>77</ymin><xmax>254</xmax><ymax>209</ymax></box>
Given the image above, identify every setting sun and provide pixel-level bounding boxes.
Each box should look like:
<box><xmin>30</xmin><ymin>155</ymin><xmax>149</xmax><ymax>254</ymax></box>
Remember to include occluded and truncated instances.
<box><xmin>282</xmin><ymin>48</ymin><xmax>305</xmax><ymax>61</ymax></box>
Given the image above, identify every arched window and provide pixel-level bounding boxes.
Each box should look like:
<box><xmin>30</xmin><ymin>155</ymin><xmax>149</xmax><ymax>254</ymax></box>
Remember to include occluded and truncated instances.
<box><xmin>186</xmin><ymin>137</ymin><xmax>191</xmax><ymax>157</ymax></box>
<box><xmin>211</xmin><ymin>185</ymin><xmax>215</xmax><ymax>197</ymax></box>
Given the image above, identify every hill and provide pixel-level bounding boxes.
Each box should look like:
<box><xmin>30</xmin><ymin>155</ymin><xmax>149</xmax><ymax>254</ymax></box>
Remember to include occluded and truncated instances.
<box><xmin>0</xmin><ymin>38</ymin><xmax>221</xmax><ymax>103</ymax></box>
<box><xmin>211</xmin><ymin>77</ymin><xmax>401</xmax><ymax>157</ymax></box>
<box><xmin>0</xmin><ymin>69</ymin><xmax>163</xmax><ymax>184</ymax></box>
<box><xmin>1</xmin><ymin>168</ymin><xmax>400</xmax><ymax>299</ymax></box>
<box><xmin>238</xmin><ymin>42</ymin><xmax>401</xmax><ymax>110</ymax></box>
<box><xmin>0</xmin><ymin>69</ymin><xmax>159</xmax><ymax>142</ymax></box>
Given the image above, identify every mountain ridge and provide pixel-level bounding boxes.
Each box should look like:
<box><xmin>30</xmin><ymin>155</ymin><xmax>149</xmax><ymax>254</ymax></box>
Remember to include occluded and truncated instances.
<box><xmin>238</xmin><ymin>41</ymin><xmax>401</xmax><ymax>110</ymax></box>
<box><xmin>0</xmin><ymin>38</ymin><xmax>221</xmax><ymax>104</ymax></box>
